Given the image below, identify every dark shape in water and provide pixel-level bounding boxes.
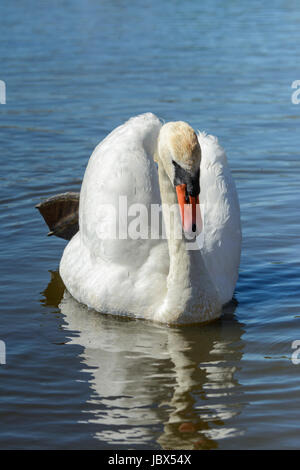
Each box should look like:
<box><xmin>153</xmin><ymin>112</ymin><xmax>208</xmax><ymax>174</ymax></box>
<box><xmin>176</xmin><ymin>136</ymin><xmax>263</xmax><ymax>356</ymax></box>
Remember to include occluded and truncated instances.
<box><xmin>36</xmin><ymin>192</ymin><xmax>79</xmax><ymax>241</ymax></box>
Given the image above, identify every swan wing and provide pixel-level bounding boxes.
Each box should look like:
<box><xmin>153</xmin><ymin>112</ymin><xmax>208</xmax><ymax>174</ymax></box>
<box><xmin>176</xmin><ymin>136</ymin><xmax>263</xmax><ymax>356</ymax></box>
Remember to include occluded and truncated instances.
<box><xmin>80</xmin><ymin>113</ymin><xmax>162</xmax><ymax>264</ymax></box>
<box><xmin>198</xmin><ymin>132</ymin><xmax>241</xmax><ymax>305</ymax></box>
<box><xmin>60</xmin><ymin>113</ymin><xmax>169</xmax><ymax>317</ymax></box>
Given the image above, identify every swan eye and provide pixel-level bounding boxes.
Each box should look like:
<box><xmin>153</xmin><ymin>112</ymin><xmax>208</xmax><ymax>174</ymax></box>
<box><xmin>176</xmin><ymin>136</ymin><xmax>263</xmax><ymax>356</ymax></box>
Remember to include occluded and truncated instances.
<box><xmin>172</xmin><ymin>160</ymin><xmax>200</xmax><ymax>197</ymax></box>
<box><xmin>185</xmin><ymin>189</ymin><xmax>189</xmax><ymax>204</ymax></box>
<box><xmin>172</xmin><ymin>160</ymin><xmax>186</xmax><ymax>187</ymax></box>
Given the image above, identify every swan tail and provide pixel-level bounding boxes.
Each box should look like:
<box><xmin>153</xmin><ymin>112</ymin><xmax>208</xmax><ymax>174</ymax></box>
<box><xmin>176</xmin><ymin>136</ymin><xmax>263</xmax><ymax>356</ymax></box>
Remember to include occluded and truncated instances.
<box><xmin>36</xmin><ymin>192</ymin><xmax>79</xmax><ymax>241</ymax></box>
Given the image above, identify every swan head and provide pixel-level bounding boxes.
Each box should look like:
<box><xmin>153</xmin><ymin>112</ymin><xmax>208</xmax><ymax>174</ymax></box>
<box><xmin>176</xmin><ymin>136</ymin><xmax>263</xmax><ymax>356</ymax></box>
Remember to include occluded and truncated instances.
<box><xmin>156</xmin><ymin>121</ymin><xmax>201</xmax><ymax>233</ymax></box>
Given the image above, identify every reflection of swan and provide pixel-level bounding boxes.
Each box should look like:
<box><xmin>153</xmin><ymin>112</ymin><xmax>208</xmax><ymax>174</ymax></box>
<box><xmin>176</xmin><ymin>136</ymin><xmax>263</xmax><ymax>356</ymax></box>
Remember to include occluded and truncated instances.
<box><xmin>156</xmin><ymin>301</ymin><xmax>245</xmax><ymax>450</ymax></box>
<box><xmin>38</xmin><ymin>113</ymin><xmax>241</xmax><ymax>324</ymax></box>
<box><xmin>43</xmin><ymin>272</ymin><xmax>245</xmax><ymax>449</ymax></box>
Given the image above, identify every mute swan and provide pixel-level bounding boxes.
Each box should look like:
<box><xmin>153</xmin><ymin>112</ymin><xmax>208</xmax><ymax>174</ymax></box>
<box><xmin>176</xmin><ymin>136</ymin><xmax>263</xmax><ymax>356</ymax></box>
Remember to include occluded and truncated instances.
<box><xmin>37</xmin><ymin>113</ymin><xmax>241</xmax><ymax>324</ymax></box>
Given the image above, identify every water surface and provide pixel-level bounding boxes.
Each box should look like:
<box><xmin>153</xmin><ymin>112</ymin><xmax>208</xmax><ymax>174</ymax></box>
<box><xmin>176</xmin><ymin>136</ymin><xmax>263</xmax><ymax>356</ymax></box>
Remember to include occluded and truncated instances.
<box><xmin>1</xmin><ymin>0</ymin><xmax>300</xmax><ymax>449</ymax></box>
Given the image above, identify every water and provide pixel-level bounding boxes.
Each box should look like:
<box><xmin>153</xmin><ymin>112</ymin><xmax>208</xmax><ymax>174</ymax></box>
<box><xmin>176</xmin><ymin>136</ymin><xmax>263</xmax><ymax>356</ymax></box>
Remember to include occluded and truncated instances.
<box><xmin>0</xmin><ymin>0</ymin><xmax>300</xmax><ymax>450</ymax></box>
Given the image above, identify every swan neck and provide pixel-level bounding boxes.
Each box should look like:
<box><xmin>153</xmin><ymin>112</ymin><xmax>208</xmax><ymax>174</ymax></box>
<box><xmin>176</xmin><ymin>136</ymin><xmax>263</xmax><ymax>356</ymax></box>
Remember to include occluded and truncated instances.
<box><xmin>156</xmin><ymin>160</ymin><xmax>221</xmax><ymax>323</ymax></box>
<box><xmin>157</xmin><ymin>163</ymin><xmax>198</xmax><ymax>320</ymax></box>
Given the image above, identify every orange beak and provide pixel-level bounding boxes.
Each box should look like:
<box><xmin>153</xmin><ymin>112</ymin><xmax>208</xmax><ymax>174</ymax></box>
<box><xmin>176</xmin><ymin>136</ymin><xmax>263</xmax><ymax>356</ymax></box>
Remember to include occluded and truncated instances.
<box><xmin>176</xmin><ymin>184</ymin><xmax>201</xmax><ymax>234</ymax></box>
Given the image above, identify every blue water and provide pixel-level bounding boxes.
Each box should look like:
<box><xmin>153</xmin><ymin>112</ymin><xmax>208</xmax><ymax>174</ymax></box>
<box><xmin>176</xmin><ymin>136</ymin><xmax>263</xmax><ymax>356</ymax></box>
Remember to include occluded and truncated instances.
<box><xmin>1</xmin><ymin>0</ymin><xmax>300</xmax><ymax>449</ymax></box>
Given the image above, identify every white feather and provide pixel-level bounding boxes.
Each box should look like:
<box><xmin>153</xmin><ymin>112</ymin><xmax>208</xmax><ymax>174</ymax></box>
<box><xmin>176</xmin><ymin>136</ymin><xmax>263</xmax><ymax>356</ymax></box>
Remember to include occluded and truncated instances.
<box><xmin>59</xmin><ymin>113</ymin><xmax>241</xmax><ymax>323</ymax></box>
<box><xmin>198</xmin><ymin>131</ymin><xmax>241</xmax><ymax>305</ymax></box>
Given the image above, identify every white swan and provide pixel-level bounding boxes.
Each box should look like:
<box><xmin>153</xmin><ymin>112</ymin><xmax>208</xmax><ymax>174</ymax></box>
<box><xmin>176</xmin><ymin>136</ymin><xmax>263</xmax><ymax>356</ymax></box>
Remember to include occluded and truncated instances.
<box><xmin>38</xmin><ymin>113</ymin><xmax>241</xmax><ymax>324</ymax></box>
